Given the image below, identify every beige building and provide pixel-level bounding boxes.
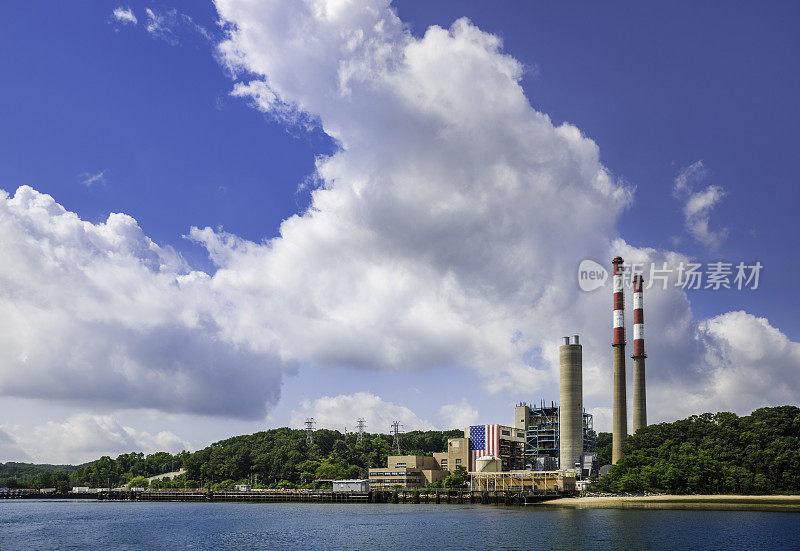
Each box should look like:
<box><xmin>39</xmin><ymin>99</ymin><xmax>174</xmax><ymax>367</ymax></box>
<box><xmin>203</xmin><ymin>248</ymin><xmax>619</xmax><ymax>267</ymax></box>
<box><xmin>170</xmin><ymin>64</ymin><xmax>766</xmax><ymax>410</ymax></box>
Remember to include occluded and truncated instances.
<box><xmin>433</xmin><ymin>437</ymin><xmax>469</xmax><ymax>472</ymax></box>
<box><xmin>368</xmin><ymin>455</ymin><xmax>446</xmax><ymax>489</ymax></box>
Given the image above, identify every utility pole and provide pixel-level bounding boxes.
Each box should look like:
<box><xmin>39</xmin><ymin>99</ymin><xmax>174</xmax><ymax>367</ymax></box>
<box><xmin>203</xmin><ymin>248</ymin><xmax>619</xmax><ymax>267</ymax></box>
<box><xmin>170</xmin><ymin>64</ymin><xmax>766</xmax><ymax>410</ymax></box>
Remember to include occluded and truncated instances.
<box><xmin>305</xmin><ymin>418</ymin><xmax>316</xmax><ymax>446</ymax></box>
<box><xmin>356</xmin><ymin>418</ymin><xmax>367</xmax><ymax>444</ymax></box>
<box><xmin>390</xmin><ymin>421</ymin><xmax>403</xmax><ymax>454</ymax></box>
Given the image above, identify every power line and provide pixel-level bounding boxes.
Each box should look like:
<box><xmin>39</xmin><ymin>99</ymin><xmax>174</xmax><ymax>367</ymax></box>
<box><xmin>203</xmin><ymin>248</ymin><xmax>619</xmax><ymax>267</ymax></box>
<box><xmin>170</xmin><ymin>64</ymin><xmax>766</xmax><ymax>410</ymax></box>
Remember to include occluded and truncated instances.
<box><xmin>304</xmin><ymin>418</ymin><xmax>316</xmax><ymax>446</ymax></box>
<box><xmin>390</xmin><ymin>421</ymin><xmax>403</xmax><ymax>454</ymax></box>
<box><xmin>356</xmin><ymin>418</ymin><xmax>367</xmax><ymax>444</ymax></box>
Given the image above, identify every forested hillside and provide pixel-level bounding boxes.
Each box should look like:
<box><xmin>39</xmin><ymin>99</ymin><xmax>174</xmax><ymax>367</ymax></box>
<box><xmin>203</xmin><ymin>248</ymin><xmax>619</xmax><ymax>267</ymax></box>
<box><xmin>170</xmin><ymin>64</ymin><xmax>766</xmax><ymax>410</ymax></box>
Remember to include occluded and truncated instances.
<box><xmin>1</xmin><ymin>429</ymin><xmax>462</xmax><ymax>490</ymax></box>
<box><xmin>594</xmin><ymin>406</ymin><xmax>800</xmax><ymax>494</ymax></box>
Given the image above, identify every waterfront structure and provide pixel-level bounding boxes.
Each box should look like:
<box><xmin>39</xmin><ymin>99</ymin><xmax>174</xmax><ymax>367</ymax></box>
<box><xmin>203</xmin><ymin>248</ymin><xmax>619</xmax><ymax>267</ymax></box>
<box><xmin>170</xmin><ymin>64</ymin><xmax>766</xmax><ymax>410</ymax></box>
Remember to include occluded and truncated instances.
<box><xmin>611</xmin><ymin>256</ymin><xmax>627</xmax><ymax>464</ymax></box>
<box><xmin>559</xmin><ymin>335</ymin><xmax>583</xmax><ymax>472</ymax></box>
<box><xmin>632</xmin><ymin>274</ymin><xmax>648</xmax><ymax>434</ymax></box>
<box><xmin>368</xmin><ymin>455</ymin><xmax>445</xmax><ymax>489</ymax></box>
<box><xmin>470</xmin><ymin>470</ymin><xmax>576</xmax><ymax>493</ymax></box>
<box><xmin>332</xmin><ymin>479</ymin><xmax>370</xmax><ymax>492</ymax></box>
<box><xmin>466</xmin><ymin>424</ymin><xmax>526</xmax><ymax>472</ymax></box>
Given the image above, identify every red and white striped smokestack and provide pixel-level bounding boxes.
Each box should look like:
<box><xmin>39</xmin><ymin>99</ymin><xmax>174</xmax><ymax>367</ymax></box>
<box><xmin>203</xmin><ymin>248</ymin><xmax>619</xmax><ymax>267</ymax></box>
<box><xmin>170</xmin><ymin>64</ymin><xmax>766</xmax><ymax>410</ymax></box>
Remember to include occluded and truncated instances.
<box><xmin>612</xmin><ymin>257</ymin><xmax>625</xmax><ymax>346</ymax></box>
<box><xmin>632</xmin><ymin>274</ymin><xmax>647</xmax><ymax>434</ymax></box>
<box><xmin>632</xmin><ymin>275</ymin><xmax>645</xmax><ymax>358</ymax></box>
<box><xmin>611</xmin><ymin>256</ymin><xmax>627</xmax><ymax>464</ymax></box>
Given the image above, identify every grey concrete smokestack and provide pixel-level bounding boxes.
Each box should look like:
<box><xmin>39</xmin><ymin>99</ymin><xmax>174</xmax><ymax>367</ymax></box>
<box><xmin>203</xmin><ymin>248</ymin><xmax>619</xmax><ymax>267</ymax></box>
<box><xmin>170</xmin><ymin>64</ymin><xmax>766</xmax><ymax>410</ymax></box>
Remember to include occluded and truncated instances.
<box><xmin>611</xmin><ymin>256</ymin><xmax>627</xmax><ymax>464</ymax></box>
<box><xmin>559</xmin><ymin>336</ymin><xmax>582</xmax><ymax>472</ymax></box>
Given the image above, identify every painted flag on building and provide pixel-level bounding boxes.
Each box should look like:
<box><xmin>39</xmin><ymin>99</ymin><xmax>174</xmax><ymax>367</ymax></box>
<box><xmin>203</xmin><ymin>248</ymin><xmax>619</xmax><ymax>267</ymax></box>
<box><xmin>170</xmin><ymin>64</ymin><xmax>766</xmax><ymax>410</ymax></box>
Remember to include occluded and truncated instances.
<box><xmin>468</xmin><ymin>424</ymin><xmax>500</xmax><ymax>472</ymax></box>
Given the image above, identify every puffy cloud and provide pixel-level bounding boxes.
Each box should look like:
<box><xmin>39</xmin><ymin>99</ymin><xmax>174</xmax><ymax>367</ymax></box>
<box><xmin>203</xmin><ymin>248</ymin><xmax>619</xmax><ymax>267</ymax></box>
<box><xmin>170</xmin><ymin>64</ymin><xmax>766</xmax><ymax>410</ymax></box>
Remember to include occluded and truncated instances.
<box><xmin>289</xmin><ymin>392</ymin><xmax>434</xmax><ymax>432</ymax></box>
<box><xmin>4</xmin><ymin>414</ymin><xmax>191</xmax><ymax>464</ymax></box>
<box><xmin>662</xmin><ymin>311</ymin><xmax>800</xmax><ymax>418</ymax></box>
<box><xmin>673</xmin><ymin>160</ymin><xmax>728</xmax><ymax>249</ymax></box>
<box><xmin>439</xmin><ymin>398</ymin><xmax>479</xmax><ymax>430</ymax></box>
<box><xmin>112</xmin><ymin>7</ymin><xmax>137</xmax><ymax>26</ymax></box>
<box><xmin>0</xmin><ymin>0</ymin><xmax>796</xmax><ymax>434</ymax></box>
<box><xmin>204</xmin><ymin>1</ymin><xmax>632</xmax><ymax>391</ymax></box>
<box><xmin>0</xmin><ymin>186</ymin><xmax>289</xmax><ymax>419</ymax></box>
<box><xmin>0</xmin><ymin>426</ymin><xmax>31</xmax><ymax>462</ymax></box>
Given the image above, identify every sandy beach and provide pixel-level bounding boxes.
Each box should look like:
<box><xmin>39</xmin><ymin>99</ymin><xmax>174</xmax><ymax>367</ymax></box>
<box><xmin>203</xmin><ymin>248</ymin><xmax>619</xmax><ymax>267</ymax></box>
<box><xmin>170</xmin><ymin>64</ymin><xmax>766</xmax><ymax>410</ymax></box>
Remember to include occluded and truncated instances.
<box><xmin>539</xmin><ymin>495</ymin><xmax>800</xmax><ymax>511</ymax></box>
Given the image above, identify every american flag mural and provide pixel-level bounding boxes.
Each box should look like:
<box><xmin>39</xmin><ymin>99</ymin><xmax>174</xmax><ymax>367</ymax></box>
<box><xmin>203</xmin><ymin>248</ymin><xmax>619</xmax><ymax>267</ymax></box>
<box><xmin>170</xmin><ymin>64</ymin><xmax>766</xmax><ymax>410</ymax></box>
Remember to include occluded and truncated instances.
<box><xmin>469</xmin><ymin>424</ymin><xmax>500</xmax><ymax>471</ymax></box>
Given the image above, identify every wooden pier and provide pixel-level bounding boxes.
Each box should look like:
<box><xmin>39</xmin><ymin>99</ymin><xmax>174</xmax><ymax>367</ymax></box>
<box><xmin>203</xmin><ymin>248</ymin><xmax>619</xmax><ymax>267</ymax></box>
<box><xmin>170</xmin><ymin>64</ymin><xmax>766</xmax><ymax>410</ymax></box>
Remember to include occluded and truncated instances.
<box><xmin>111</xmin><ymin>488</ymin><xmax>567</xmax><ymax>504</ymax></box>
<box><xmin>4</xmin><ymin>488</ymin><xmax>572</xmax><ymax>505</ymax></box>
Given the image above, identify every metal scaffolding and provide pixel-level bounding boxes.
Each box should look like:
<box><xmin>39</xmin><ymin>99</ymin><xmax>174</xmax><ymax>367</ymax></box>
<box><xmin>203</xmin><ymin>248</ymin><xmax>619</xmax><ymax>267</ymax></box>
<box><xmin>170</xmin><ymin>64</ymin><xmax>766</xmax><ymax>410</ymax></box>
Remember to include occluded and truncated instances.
<box><xmin>470</xmin><ymin>470</ymin><xmax>576</xmax><ymax>494</ymax></box>
<box><xmin>524</xmin><ymin>402</ymin><xmax>596</xmax><ymax>468</ymax></box>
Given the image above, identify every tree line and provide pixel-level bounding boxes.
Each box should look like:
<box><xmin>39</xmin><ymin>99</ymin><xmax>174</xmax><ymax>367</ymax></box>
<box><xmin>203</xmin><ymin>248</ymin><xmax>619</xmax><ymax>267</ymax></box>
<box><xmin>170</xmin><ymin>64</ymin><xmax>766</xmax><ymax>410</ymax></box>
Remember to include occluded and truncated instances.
<box><xmin>593</xmin><ymin>406</ymin><xmax>800</xmax><ymax>494</ymax></box>
<box><xmin>4</xmin><ymin>406</ymin><xmax>799</xmax><ymax>494</ymax></box>
<box><xmin>1</xmin><ymin>429</ymin><xmax>463</xmax><ymax>491</ymax></box>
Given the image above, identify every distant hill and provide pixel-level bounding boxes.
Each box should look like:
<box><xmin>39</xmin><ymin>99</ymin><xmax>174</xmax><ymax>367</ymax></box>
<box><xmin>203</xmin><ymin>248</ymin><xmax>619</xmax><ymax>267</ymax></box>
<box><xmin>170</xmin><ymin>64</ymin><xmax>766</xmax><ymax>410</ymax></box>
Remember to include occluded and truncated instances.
<box><xmin>1</xmin><ymin>428</ymin><xmax>462</xmax><ymax>490</ymax></box>
<box><xmin>0</xmin><ymin>461</ymin><xmax>81</xmax><ymax>477</ymax></box>
<box><xmin>0</xmin><ymin>461</ymin><xmax>82</xmax><ymax>491</ymax></box>
<box><xmin>593</xmin><ymin>405</ymin><xmax>800</xmax><ymax>494</ymax></box>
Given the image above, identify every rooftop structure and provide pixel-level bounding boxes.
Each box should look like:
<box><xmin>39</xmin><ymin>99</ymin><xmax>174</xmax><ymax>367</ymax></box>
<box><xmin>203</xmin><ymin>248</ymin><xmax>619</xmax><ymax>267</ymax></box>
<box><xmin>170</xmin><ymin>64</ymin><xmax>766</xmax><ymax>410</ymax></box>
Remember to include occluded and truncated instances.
<box><xmin>515</xmin><ymin>402</ymin><xmax>595</xmax><ymax>470</ymax></box>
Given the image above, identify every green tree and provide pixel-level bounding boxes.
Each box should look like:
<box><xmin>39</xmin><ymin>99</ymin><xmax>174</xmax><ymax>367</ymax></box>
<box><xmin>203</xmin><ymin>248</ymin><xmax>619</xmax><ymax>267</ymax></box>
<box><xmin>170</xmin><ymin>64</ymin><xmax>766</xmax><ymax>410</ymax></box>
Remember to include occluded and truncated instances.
<box><xmin>444</xmin><ymin>466</ymin><xmax>469</xmax><ymax>488</ymax></box>
<box><xmin>128</xmin><ymin>476</ymin><xmax>149</xmax><ymax>489</ymax></box>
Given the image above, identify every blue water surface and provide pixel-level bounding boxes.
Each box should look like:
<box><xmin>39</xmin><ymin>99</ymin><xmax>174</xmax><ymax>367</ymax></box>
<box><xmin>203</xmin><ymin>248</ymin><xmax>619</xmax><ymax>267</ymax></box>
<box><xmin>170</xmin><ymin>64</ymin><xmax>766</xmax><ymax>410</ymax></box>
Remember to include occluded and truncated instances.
<box><xmin>1</xmin><ymin>500</ymin><xmax>799</xmax><ymax>550</ymax></box>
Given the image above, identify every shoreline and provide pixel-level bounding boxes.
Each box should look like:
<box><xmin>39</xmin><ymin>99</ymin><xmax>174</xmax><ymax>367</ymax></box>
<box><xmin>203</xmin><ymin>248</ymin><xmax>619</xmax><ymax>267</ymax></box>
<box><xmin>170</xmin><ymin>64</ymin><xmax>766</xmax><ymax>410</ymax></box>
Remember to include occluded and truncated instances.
<box><xmin>537</xmin><ymin>494</ymin><xmax>800</xmax><ymax>511</ymax></box>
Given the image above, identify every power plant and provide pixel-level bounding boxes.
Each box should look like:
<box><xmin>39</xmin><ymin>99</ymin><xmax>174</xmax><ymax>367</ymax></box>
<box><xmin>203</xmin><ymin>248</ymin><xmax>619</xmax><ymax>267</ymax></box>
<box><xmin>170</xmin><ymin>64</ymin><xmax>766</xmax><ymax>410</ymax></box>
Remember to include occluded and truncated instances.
<box><xmin>611</xmin><ymin>256</ymin><xmax>627</xmax><ymax>464</ymax></box>
<box><xmin>366</xmin><ymin>255</ymin><xmax>650</xmax><ymax>491</ymax></box>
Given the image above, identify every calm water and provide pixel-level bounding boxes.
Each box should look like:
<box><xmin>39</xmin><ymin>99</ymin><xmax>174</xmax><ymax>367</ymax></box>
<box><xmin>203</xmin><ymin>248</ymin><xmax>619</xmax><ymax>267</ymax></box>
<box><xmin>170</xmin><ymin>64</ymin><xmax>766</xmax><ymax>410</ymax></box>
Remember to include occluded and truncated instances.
<box><xmin>1</xmin><ymin>500</ymin><xmax>799</xmax><ymax>550</ymax></box>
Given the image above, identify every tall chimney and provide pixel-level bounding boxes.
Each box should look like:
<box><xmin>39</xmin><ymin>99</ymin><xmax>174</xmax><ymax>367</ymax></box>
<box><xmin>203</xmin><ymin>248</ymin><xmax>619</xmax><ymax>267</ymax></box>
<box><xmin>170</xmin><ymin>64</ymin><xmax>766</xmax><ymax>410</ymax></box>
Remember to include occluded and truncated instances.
<box><xmin>559</xmin><ymin>335</ymin><xmax>582</xmax><ymax>472</ymax></box>
<box><xmin>631</xmin><ymin>274</ymin><xmax>647</xmax><ymax>434</ymax></box>
<box><xmin>611</xmin><ymin>256</ymin><xmax>627</xmax><ymax>464</ymax></box>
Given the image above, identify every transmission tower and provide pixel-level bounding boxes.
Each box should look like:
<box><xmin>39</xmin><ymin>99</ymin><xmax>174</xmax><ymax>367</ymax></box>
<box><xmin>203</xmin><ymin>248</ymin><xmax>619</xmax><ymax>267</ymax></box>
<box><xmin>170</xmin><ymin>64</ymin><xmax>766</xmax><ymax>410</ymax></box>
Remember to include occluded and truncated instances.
<box><xmin>356</xmin><ymin>418</ymin><xmax>367</xmax><ymax>444</ymax></box>
<box><xmin>390</xmin><ymin>421</ymin><xmax>403</xmax><ymax>454</ymax></box>
<box><xmin>305</xmin><ymin>418</ymin><xmax>316</xmax><ymax>445</ymax></box>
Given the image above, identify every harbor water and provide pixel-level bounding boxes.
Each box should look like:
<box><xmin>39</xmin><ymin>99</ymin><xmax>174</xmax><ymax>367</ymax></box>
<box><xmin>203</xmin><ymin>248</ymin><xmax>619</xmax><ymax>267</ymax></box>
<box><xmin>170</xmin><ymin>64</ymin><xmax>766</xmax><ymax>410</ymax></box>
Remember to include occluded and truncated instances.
<box><xmin>1</xmin><ymin>500</ymin><xmax>799</xmax><ymax>550</ymax></box>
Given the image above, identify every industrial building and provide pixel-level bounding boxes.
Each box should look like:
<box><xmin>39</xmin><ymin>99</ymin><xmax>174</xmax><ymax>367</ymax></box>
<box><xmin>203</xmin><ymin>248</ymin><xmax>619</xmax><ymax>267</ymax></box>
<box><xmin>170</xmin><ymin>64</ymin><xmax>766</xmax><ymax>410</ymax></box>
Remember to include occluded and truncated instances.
<box><xmin>514</xmin><ymin>401</ymin><xmax>596</xmax><ymax>472</ymax></box>
<box><xmin>465</xmin><ymin>425</ymin><xmax>526</xmax><ymax>472</ymax></box>
<box><xmin>332</xmin><ymin>479</ymin><xmax>370</xmax><ymax>492</ymax></box>
<box><xmin>368</xmin><ymin>455</ymin><xmax>446</xmax><ymax>489</ymax></box>
<box><xmin>471</xmin><ymin>470</ymin><xmax>576</xmax><ymax>494</ymax></box>
<box><xmin>433</xmin><ymin>437</ymin><xmax>469</xmax><ymax>472</ymax></box>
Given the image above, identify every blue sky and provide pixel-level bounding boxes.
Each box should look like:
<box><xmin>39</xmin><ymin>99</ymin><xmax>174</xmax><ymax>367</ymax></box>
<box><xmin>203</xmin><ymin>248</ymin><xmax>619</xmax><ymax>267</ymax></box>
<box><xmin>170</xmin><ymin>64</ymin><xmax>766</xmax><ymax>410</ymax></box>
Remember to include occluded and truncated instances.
<box><xmin>0</xmin><ymin>1</ymin><xmax>798</xmax><ymax>463</ymax></box>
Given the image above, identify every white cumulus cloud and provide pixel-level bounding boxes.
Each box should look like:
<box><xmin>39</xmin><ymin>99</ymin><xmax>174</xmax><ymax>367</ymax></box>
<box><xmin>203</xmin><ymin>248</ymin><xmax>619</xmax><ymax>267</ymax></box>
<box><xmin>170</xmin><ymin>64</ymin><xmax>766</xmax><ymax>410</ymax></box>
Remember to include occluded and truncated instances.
<box><xmin>0</xmin><ymin>186</ymin><xmax>289</xmax><ymax>419</ymax></box>
<box><xmin>0</xmin><ymin>0</ymin><xmax>796</xmax><ymax>438</ymax></box>
<box><xmin>4</xmin><ymin>414</ymin><xmax>191</xmax><ymax>464</ymax></box>
<box><xmin>290</xmin><ymin>392</ymin><xmax>434</xmax><ymax>433</ymax></box>
<box><xmin>439</xmin><ymin>398</ymin><xmax>479</xmax><ymax>430</ymax></box>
